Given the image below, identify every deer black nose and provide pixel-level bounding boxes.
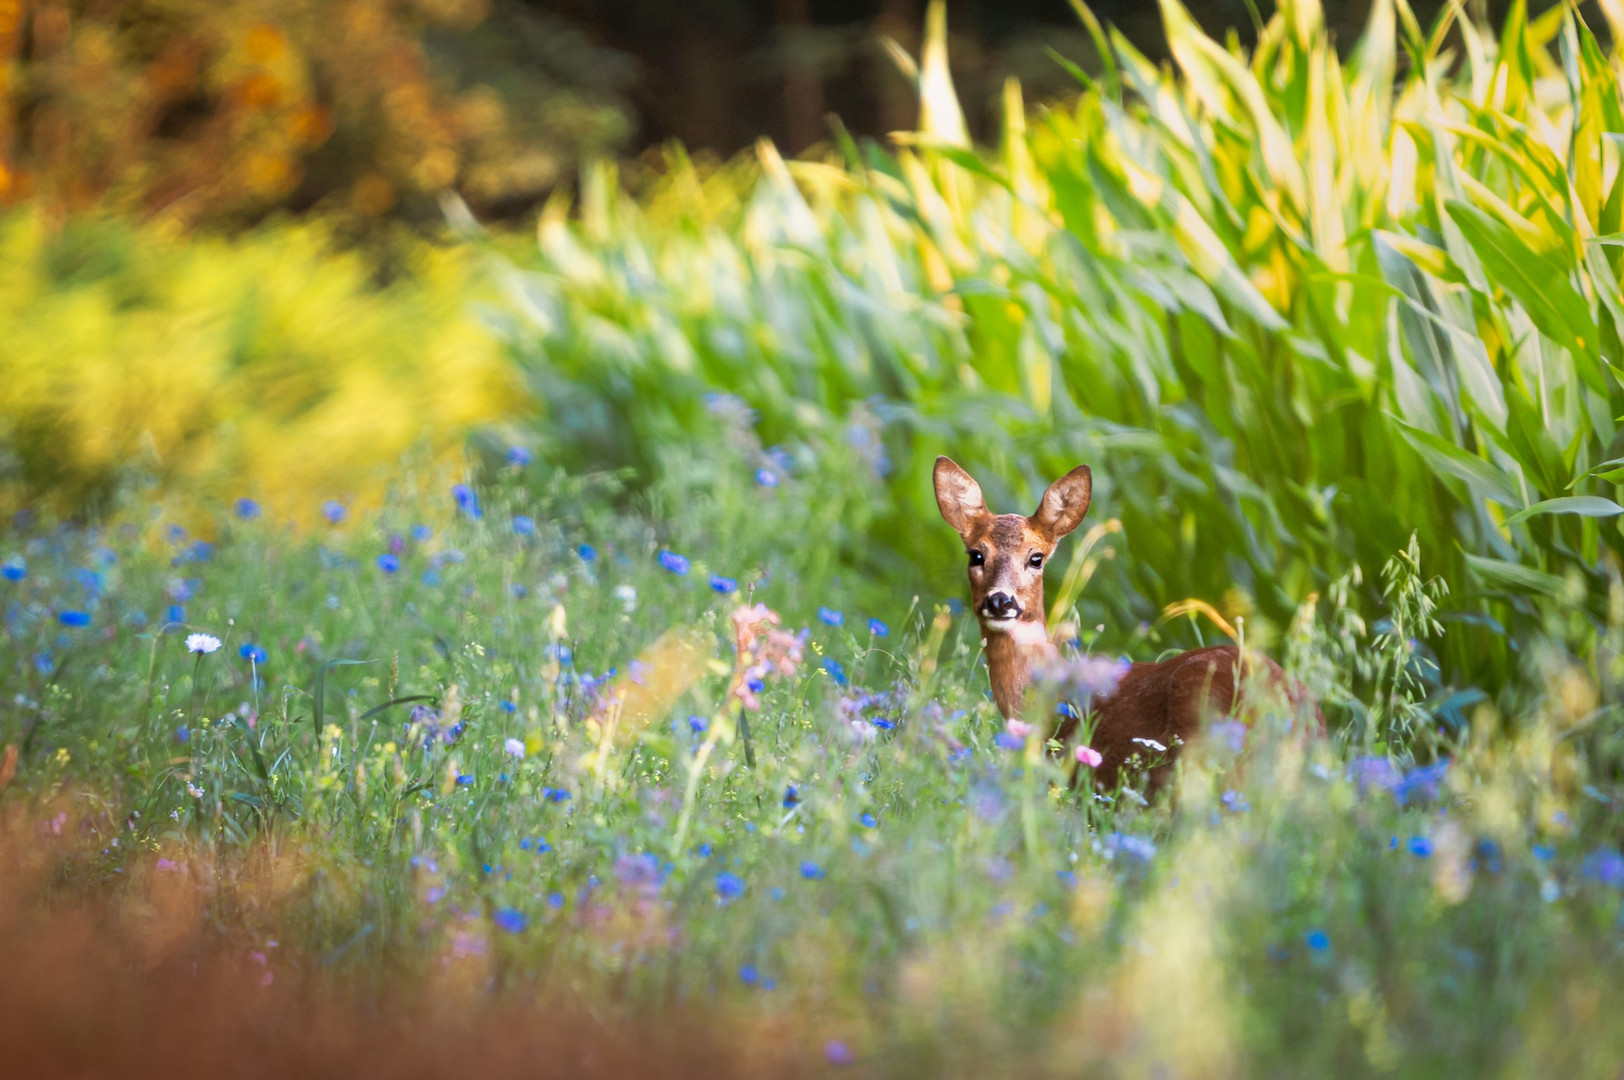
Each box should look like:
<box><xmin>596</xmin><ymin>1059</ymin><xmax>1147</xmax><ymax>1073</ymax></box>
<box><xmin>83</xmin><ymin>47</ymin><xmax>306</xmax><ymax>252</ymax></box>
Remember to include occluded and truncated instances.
<box><xmin>982</xmin><ymin>592</ymin><xmax>1020</xmax><ymax>619</ymax></box>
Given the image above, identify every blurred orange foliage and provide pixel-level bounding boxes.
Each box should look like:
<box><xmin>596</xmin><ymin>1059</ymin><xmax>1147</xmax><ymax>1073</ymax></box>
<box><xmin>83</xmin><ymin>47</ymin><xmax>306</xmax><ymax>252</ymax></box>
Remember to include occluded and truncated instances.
<box><xmin>0</xmin><ymin>0</ymin><xmax>630</xmax><ymax>225</ymax></box>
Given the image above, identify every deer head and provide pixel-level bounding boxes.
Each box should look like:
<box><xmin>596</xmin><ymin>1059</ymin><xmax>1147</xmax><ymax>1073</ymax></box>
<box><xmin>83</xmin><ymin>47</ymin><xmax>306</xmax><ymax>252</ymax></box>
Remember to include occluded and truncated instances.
<box><xmin>932</xmin><ymin>456</ymin><xmax>1093</xmax><ymax>650</ymax></box>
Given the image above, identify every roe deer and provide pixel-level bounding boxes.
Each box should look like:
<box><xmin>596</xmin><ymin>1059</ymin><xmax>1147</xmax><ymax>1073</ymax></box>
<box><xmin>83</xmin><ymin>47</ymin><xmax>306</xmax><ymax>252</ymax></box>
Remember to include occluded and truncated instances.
<box><xmin>932</xmin><ymin>455</ymin><xmax>1315</xmax><ymax>793</ymax></box>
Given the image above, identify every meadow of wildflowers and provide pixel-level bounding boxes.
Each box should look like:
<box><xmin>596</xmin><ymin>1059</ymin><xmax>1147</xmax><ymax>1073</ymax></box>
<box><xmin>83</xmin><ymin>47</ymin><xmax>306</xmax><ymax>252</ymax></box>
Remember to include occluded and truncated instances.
<box><xmin>0</xmin><ymin>457</ymin><xmax>1620</xmax><ymax>1077</ymax></box>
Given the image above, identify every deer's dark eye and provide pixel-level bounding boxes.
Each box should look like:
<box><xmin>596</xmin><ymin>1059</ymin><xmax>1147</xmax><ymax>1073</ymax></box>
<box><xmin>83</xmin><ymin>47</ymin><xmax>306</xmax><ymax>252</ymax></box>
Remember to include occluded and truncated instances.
<box><xmin>1028</xmin><ymin>552</ymin><xmax>1044</xmax><ymax>569</ymax></box>
<box><xmin>968</xmin><ymin>550</ymin><xmax>985</xmax><ymax>567</ymax></box>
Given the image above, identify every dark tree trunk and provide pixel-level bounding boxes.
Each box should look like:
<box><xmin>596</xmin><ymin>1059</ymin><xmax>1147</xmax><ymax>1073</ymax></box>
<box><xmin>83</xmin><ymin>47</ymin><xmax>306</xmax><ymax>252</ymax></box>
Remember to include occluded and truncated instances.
<box><xmin>774</xmin><ymin>0</ymin><xmax>825</xmax><ymax>152</ymax></box>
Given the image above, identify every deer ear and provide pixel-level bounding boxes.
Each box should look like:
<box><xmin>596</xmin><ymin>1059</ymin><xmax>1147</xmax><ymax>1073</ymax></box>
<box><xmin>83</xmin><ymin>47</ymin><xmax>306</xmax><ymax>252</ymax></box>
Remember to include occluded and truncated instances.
<box><xmin>933</xmin><ymin>456</ymin><xmax>990</xmax><ymax>540</ymax></box>
<box><xmin>1032</xmin><ymin>464</ymin><xmax>1092</xmax><ymax>539</ymax></box>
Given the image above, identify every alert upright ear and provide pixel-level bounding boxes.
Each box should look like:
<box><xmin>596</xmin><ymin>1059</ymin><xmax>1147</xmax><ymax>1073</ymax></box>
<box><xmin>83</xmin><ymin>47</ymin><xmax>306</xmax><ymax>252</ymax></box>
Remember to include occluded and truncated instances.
<box><xmin>1032</xmin><ymin>464</ymin><xmax>1092</xmax><ymax>539</ymax></box>
<box><xmin>933</xmin><ymin>456</ymin><xmax>991</xmax><ymax>540</ymax></box>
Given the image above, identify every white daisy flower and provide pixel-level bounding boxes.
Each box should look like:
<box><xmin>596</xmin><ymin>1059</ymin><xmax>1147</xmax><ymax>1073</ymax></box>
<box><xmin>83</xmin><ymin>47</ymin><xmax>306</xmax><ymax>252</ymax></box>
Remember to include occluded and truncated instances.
<box><xmin>185</xmin><ymin>633</ymin><xmax>222</xmax><ymax>655</ymax></box>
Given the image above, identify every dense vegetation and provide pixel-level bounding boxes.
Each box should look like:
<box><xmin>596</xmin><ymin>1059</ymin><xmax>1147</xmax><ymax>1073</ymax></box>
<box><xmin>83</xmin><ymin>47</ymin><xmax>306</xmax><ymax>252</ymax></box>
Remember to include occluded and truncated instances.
<box><xmin>2</xmin><ymin>1</ymin><xmax>1623</xmax><ymax>1075</ymax></box>
<box><xmin>497</xmin><ymin>0</ymin><xmax>1624</xmax><ymax>712</ymax></box>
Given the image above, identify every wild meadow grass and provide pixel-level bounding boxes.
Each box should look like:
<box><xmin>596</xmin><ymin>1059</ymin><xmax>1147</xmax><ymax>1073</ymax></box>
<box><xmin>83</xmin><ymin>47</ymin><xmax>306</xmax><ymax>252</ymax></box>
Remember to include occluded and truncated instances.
<box><xmin>2</xmin><ymin>456</ymin><xmax>1621</xmax><ymax>1076</ymax></box>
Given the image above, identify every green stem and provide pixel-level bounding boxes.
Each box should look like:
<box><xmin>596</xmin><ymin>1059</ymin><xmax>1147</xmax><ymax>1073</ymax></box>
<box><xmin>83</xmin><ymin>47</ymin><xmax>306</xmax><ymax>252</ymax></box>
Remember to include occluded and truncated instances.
<box><xmin>670</xmin><ymin>734</ymin><xmax>717</xmax><ymax>857</ymax></box>
<box><xmin>737</xmin><ymin>705</ymin><xmax>756</xmax><ymax>768</ymax></box>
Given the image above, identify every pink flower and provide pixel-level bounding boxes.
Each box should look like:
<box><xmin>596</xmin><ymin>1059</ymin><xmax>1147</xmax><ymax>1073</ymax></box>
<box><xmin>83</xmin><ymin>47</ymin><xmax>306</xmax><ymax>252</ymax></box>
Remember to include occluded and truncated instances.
<box><xmin>1074</xmin><ymin>745</ymin><xmax>1103</xmax><ymax>768</ymax></box>
<box><xmin>1005</xmin><ymin>719</ymin><xmax>1033</xmax><ymax>739</ymax></box>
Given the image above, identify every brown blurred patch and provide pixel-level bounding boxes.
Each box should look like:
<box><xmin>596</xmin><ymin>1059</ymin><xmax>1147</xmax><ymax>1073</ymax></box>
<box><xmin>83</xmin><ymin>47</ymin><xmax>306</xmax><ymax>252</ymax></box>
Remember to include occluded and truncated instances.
<box><xmin>0</xmin><ymin>800</ymin><xmax>814</xmax><ymax>1080</ymax></box>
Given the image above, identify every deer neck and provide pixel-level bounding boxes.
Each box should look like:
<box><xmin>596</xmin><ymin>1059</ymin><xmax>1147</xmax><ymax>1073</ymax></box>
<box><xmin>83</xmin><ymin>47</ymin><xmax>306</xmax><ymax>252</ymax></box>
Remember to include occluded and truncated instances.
<box><xmin>982</xmin><ymin>616</ymin><xmax>1055</xmax><ymax>719</ymax></box>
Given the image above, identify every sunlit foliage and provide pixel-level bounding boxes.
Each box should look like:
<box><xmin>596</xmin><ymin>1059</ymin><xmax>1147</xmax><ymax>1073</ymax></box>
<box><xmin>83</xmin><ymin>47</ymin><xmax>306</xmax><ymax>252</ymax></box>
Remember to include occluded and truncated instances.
<box><xmin>498</xmin><ymin>0</ymin><xmax>1624</xmax><ymax>705</ymax></box>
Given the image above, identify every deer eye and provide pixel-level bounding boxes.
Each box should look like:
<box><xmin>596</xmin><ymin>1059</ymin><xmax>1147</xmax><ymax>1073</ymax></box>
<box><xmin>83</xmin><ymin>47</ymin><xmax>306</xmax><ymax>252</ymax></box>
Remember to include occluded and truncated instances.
<box><xmin>968</xmin><ymin>550</ymin><xmax>985</xmax><ymax>567</ymax></box>
<box><xmin>1028</xmin><ymin>552</ymin><xmax>1044</xmax><ymax>569</ymax></box>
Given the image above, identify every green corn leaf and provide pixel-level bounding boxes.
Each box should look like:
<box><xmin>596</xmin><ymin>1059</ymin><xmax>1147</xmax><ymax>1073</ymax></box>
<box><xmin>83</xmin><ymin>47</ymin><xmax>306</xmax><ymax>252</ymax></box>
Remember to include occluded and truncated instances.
<box><xmin>1390</xmin><ymin>416</ymin><xmax>1520</xmax><ymax>505</ymax></box>
<box><xmin>1503</xmin><ymin>495</ymin><xmax>1624</xmax><ymax>525</ymax></box>
<box><xmin>1568</xmin><ymin>457</ymin><xmax>1624</xmax><ymax>487</ymax></box>
<box><xmin>1463</xmin><ymin>551</ymin><xmax>1569</xmax><ymax>596</ymax></box>
<box><xmin>1444</xmin><ymin>200</ymin><xmax>1604</xmax><ymax>393</ymax></box>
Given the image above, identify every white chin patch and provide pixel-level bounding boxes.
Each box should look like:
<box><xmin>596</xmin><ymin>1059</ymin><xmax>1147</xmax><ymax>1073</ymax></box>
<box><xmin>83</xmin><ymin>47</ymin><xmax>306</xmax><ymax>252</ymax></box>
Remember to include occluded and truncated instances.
<box><xmin>982</xmin><ymin>618</ymin><xmax>1050</xmax><ymax>646</ymax></box>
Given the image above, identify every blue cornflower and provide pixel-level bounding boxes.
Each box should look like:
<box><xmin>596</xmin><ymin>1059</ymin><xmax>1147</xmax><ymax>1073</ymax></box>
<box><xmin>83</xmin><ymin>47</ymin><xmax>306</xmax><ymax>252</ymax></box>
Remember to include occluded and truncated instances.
<box><xmin>32</xmin><ymin>652</ymin><xmax>54</xmax><ymax>676</ymax></box>
<box><xmin>512</xmin><ymin>515</ymin><xmax>536</xmax><ymax>537</ymax></box>
<box><xmin>710</xmin><ymin>573</ymin><xmax>737</xmax><ymax>594</ymax></box>
<box><xmin>1103</xmin><ymin>833</ymin><xmax>1157</xmax><ymax>863</ymax></box>
<box><xmin>456</xmin><ymin>774</ymin><xmax>475</xmax><ymax>786</ymax></box>
<box><xmin>858</xmin><ymin>812</ymin><xmax>877</xmax><ymax>829</ymax></box>
<box><xmin>1408</xmin><ymin>835</ymin><xmax>1434</xmax><ymax>858</ymax></box>
<box><xmin>493</xmin><ymin>908</ymin><xmax>528</xmax><ymax>934</ymax></box>
<box><xmin>755</xmin><ymin>468</ymin><xmax>779</xmax><ymax>488</ymax></box>
<box><xmin>76</xmin><ymin>568</ymin><xmax>104</xmax><ymax>597</ymax></box>
<box><xmin>547</xmin><ymin>892</ymin><xmax>565</xmax><ymax>909</ymax></box>
<box><xmin>688</xmin><ymin>715</ymin><xmax>708</xmax><ymax>734</ymax></box>
<box><xmin>452</xmin><ymin>483</ymin><xmax>482</xmax><ymax>518</ymax></box>
<box><xmin>1533</xmin><ymin>843</ymin><xmax>1556</xmax><ymax>862</ymax></box>
<box><xmin>167</xmin><ymin>525</ymin><xmax>187</xmax><ymax>544</ymax></box>
<box><xmin>376</xmin><ymin>553</ymin><xmax>400</xmax><ymax>574</ymax></box>
<box><xmin>166</xmin><ymin>605</ymin><xmax>185</xmax><ymax>625</ymax></box>
<box><xmin>800</xmin><ymin>861</ymin><xmax>825</xmax><ymax>880</ymax></box>
<box><xmin>868</xmin><ymin>618</ymin><xmax>888</xmax><ymax>637</ymax></box>
<box><xmin>321</xmin><ymin>500</ymin><xmax>346</xmax><ymax>525</ymax></box>
<box><xmin>825</xmin><ymin>1040</ymin><xmax>855</xmax><ymax>1066</ymax></box>
<box><xmin>58</xmin><ymin>610</ymin><xmax>90</xmax><ymax>627</ymax></box>
<box><xmin>577</xmin><ymin>544</ymin><xmax>597</xmax><ymax>563</ymax></box>
<box><xmin>715</xmin><ymin>872</ymin><xmax>746</xmax><ymax>902</ymax></box>
<box><xmin>176</xmin><ymin>726</ymin><xmax>190</xmax><ymax>744</ymax></box>
<box><xmin>872</xmin><ymin>718</ymin><xmax>895</xmax><ymax>730</ymax></box>
<box><xmin>507</xmin><ymin>445</ymin><xmax>533</xmax><ymax>466</ymax></box>
<box><xmin>1581</xmin><ymin>848</ymin><xmax>1624</xmax><ymax>889</ymax></box>
<box><xmin>234</xmin><ymin>498</ymin><xmax>260</xmax><ymax>520</ymax></box>
<box><xmin>540</xmin><ymin>787</ymin><xmax>571</xmax><ymax>803</ymax></box>
<box><xmin>783</xmin><ymin>784</ymin><xmax>801</xmax><ymax>809</ymax></box>
<box><xmin>1390</xmin><ymin>761</ymin><xmax>1449</xmax><ymax>807</ymax></box>
<box><xmin>1056</xmin><ymin>700</ymin><xmax>1079</xmax><ymax>719</ymax></box>
<box><xmin>658</xmin><ymin>550</ymin><xmax>690</xmax><ymax>575</ymax></box>
<box><xmin>738</xmin><ymin>964</ymin><xmax>759</xmax><ymax>986</ymax></box>
<box><xmin>239</xmin><ymin>643</ymin><xmax>267</xmax><ymax>664</ymax></box>
<box><xmin>1</xmin><ymin>557</ymin><xmax>25</xmax><ymax>581</ymax></box>
<box><xmin>1305</xmin><ymin>929</ymin><xmax>1330</xmax><ymax>952</ymax></box>
<box><xmin>822</xmin><ymin>657</ymin><xmax>847</xmax><ymax>686</ymax></box>
<box><xmin>411</xmin><ymin>524</ymin><xmax>432</xmax><ymax>542</ymax></box>
<box><xmin>695</xmin><ymin>843</ymin><xmax>713</xmax><ymax>858</ymax></box>
<box><xmin>818</xmin><ymin>606</ymin><xmax>843</xmax><ymax>626</ymax></box>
